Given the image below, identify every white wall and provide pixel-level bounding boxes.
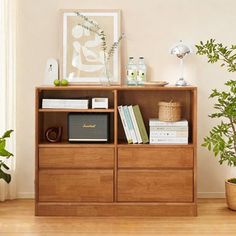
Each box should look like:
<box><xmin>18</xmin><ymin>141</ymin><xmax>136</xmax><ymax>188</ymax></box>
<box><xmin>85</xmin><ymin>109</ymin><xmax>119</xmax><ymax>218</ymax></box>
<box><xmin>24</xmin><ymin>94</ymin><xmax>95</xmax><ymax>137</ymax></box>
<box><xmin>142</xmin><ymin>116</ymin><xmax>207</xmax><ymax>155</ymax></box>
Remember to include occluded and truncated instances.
<box><xmin>16</xmin><ymin>0</ymin><xmax>236</xmax><ymax>198</ymax></box>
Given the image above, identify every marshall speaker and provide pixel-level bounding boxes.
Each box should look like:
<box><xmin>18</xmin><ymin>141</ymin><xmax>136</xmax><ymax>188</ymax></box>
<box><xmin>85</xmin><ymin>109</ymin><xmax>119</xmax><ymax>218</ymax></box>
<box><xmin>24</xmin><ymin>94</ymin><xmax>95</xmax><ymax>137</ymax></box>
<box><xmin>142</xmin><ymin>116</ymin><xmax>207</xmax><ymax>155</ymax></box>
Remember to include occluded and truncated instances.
<box><xmin>68</xmin><ymin>113</ymin><xmax>109</xmax><ymax>142</ymax></box>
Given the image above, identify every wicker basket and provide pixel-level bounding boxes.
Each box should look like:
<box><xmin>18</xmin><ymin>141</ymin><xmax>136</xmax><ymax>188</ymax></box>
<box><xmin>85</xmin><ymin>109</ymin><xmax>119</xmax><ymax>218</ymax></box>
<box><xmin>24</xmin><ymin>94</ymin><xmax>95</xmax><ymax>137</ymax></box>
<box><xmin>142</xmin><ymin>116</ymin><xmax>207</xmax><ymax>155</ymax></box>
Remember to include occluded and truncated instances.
<box><xmin>225</xmin><ymin>179</ymin><xmax>236</xmax><ymax>210</ymax></box>
<box><xmin>158</xmin><ymin>101</ymin><xmax>181</xmax><ymax>122</ymax></box>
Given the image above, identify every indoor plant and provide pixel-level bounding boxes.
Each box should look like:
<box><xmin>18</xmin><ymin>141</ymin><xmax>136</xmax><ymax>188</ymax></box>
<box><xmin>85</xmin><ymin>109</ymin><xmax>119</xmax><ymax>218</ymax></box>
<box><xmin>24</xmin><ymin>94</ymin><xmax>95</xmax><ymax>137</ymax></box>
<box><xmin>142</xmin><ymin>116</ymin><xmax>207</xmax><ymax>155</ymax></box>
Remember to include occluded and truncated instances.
<box><xmin>0</xmin><ymin>130</ymin><xmax>14</xmax><ymax>183</ymax></box>
<box><xmin>196</xmin><ymin>39</ymin><xmax>236</xmax><ymax>210</ymax></box>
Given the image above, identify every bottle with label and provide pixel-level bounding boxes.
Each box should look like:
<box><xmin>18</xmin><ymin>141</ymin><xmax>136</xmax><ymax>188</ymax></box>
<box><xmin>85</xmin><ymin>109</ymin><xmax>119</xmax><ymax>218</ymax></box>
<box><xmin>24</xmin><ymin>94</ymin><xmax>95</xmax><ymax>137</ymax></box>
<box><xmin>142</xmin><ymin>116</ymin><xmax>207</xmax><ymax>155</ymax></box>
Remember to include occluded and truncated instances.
<box><xmin>126</xmin><ymin>57</ymin><xmax>137</xmax><ymax>86</ymax></box>
<box><xmin>137</xmin><ymin>57</ymin><xmax>147</xmax><ymax>85</ymax></box>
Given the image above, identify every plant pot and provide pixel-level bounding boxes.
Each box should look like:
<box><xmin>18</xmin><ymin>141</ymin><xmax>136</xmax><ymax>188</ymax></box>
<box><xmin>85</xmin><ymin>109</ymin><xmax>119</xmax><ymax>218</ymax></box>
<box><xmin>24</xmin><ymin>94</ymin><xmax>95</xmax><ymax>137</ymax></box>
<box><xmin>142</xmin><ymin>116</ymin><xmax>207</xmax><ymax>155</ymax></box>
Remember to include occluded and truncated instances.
<box><xmin>225</xmin><ymin>179</ymin><xmax>236</xmax><ymax>210</ymax></box>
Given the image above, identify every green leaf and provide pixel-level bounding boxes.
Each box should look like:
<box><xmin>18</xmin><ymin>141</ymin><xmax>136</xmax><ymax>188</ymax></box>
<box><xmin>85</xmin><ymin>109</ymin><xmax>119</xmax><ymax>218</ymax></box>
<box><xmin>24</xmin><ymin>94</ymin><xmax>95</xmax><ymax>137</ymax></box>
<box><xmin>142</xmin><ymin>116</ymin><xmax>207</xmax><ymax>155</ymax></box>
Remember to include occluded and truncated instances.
<box><xmin>0</xmin><ymin>148</ymin><xmax>13</xmax><ymax>158</ymax></box>
<box><xmin>1</xmin><ymin>130</ymin><xmax>13</xmax><ymax>139</ymax></box>
<box><xmin>0</xmin><ymin>168</ymin><xmax>11</xmax><ymax>184</ymax></box>
<box><xmin>2</xmin><ymin>163</ymin><xmax>9</xmax><ymax>170</ymax></box>
<box><xmin>0</xmin><ymin>139</ymin><xmax>6</xmax><ymax>149</ymax></box>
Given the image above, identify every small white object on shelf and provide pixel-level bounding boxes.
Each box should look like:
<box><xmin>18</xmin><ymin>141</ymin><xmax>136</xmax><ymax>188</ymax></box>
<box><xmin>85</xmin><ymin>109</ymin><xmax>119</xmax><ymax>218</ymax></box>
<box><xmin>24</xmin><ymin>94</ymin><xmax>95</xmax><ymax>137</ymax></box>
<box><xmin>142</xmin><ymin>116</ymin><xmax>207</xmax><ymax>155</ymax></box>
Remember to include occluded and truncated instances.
<box><xmin>44</xmin><ymin>58</ymin><xmax>58</xmax><ymax>85</ymax></box>
<box><xmin>92</xmin><ymin>98</ymin><xmax>108</xmax><ymax>109</ymax></box>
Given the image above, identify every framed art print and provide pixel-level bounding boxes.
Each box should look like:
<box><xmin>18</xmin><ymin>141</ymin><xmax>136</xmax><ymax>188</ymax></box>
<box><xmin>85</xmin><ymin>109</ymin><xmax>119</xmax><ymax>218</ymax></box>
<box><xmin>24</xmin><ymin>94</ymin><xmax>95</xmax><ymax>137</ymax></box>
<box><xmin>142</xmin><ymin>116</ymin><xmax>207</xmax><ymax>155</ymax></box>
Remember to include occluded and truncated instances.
<box><xmin>61</xmin><ymin>9</ymin><xmax>121</xmax><ymax>84</ymax></box>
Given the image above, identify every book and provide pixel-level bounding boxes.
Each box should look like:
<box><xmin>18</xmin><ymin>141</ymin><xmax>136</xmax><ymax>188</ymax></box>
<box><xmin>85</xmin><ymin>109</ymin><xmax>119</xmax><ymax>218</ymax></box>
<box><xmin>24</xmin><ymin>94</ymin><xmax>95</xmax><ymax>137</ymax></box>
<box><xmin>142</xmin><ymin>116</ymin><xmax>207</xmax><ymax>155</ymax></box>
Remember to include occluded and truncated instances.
<box><xmin>149</xmin><ymin>119</ymin><xmax>188</xmax><ymax>127</ymax></box>
<box><xmin>123</xmin><ymin>106</ymin><xmax>138</xmax><ymax>143</ymax></box>
<box><xmin>42</xmin><ymin>99</ymin><xmax>89</xmax><ymax>109</ymax></box>
<box><xmin>128</xmin><ymin>105</ymin><xmax>142</xmax><ymax>143</ymax></box>
<box><xmin>150</xmin><ymin>131</ymin><xmax>188</xmax><ymax>138</ymax></box>
<box><xmin>150</xmin><ymin>137</ymin><xmax>188</xmax><ymax>144</ymax></box>
<box><xmin>118</xmin><ymin>106</ymin><xmax>132</xmax><ymax>144</ymax></box>
<box><xmin>133</xmin><ymin>105</ymin><xmax>149</xmax><ymax>143</ymax></box>
<box><xmin>149</xmin><ymin>126</ymin><xmax>188</xmax><ymax>131</ymax></box>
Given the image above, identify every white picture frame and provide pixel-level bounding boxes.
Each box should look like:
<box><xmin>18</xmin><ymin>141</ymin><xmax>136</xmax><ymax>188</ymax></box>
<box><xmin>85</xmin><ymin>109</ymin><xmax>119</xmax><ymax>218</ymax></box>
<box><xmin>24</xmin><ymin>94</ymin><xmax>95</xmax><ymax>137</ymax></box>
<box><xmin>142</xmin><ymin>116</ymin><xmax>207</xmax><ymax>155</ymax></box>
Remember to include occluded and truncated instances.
<box><xmin>61</xmin><ymin>9</ymin><xmax>121</xmax><ymax>84</ymax></box>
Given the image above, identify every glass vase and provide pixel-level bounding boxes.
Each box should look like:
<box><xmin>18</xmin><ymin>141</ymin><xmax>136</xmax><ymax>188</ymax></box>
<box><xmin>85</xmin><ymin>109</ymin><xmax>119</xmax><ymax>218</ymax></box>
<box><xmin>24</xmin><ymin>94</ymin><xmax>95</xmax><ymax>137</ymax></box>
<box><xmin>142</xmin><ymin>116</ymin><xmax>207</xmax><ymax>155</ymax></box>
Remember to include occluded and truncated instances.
<box><xmin>99</xmin><ymin>61</ymin><xmax>111</xmax><ymax>86</ymax></box>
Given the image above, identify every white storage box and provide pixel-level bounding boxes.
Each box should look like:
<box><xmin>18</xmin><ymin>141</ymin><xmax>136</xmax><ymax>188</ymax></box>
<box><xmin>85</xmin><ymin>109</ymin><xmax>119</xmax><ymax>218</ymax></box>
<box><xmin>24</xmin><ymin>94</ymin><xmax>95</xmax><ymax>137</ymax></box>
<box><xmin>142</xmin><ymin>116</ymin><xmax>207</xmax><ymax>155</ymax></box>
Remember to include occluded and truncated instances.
<box><xmin>92</xmin><ymin>98</ymin><xmax>108</xmax><ymax>109</ymax></box>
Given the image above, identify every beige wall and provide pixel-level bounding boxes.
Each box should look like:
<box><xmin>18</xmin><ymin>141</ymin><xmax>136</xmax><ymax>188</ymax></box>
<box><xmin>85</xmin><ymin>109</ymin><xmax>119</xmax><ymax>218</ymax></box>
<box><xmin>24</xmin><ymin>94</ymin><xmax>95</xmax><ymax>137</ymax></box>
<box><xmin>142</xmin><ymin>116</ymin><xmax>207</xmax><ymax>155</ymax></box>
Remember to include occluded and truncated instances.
<box><xmin>16</xmin><ymin>0</ymin><xmax>236</xmax><ymax>198</ymax></box>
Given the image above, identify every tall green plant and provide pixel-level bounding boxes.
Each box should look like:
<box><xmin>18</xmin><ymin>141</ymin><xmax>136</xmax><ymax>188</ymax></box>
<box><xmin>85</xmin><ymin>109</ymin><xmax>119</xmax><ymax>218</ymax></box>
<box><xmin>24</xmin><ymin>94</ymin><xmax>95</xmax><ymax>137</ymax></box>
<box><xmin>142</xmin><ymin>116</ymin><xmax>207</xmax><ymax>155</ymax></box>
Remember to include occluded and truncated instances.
<box><xmin>0</xmin><ymin>130</ymin><xmax>14</xmax><ymax>183</ymax></box>
<box><xmin>196</xmin><ymin>39</ymin><xmax>236</xmax><ymax>166</ymax></box>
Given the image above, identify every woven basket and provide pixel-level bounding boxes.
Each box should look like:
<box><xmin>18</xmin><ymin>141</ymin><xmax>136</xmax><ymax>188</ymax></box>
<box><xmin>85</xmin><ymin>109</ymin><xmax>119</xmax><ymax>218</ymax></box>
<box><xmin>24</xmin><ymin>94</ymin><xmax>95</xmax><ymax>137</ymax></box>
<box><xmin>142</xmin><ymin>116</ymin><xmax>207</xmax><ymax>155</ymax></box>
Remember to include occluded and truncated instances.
<box><xmin>158</xmin><ymin>101</ymin><xmax>181</xmax><ymax>122</ymax></box>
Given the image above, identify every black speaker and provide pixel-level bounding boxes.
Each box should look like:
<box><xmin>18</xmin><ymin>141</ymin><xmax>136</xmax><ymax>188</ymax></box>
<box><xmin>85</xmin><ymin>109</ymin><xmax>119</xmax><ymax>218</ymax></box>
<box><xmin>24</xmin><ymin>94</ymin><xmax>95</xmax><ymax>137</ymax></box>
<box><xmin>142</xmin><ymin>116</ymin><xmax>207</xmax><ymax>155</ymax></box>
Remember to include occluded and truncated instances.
<box><xmin>68</xmin><ymin>113</ymin><xmax>109</xmax><ymax>142</ymax></box>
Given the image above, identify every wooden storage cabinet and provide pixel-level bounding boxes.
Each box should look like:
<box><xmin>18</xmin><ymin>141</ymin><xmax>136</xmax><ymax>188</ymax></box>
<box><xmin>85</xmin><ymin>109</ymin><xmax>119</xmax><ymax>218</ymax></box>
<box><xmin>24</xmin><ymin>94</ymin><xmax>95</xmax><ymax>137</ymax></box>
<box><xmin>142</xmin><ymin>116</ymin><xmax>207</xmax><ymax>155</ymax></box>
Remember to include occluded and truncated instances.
<box><xmin>35</xmin><ymin>86</ymin><xmax>197</xmax><ymax>216</ymax></box>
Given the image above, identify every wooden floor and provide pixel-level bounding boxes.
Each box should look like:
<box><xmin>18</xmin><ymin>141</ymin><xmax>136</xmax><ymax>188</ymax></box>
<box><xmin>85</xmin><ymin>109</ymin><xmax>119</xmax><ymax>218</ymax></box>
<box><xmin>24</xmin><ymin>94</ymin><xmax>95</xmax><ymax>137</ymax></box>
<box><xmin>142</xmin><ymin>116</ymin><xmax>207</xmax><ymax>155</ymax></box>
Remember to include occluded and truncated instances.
<box><xmin>0</xmin><ymin>199</ymin><xmax>236</xmax><ymax>235</ymax></box>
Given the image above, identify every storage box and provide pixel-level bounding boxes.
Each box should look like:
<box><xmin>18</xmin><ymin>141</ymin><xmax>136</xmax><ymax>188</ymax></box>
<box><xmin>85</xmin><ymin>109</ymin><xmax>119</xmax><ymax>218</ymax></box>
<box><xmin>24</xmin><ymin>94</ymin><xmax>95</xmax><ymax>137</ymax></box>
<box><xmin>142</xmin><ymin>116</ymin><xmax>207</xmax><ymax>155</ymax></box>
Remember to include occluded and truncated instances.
<box><xmin>92</xmin><ymin>98</ymin><xmax>108</xmax><ymax>109</ymax></box>
<box><xmin>68</xmin><ymin>113</ymin><xmax>109</xmax><ymax>142</ymax></box>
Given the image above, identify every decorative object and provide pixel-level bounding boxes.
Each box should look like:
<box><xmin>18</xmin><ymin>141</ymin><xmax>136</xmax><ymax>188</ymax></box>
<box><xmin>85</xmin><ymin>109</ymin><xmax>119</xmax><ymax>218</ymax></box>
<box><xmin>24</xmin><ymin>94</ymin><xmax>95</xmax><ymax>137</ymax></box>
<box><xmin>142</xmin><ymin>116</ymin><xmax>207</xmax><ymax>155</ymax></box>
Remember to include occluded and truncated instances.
<box><xmin>92</xmin><ymin>98</ymin><xmax>108</xmax><ymax>109</ymax></box>
<box><xmin>170</xmin><ymin>40</ymin><xmax>192</xmax><ymax>86</ymax></box>
<box><xmin>61</xmin><ymin>10</ymin><xmax>122</xmax><ymax>84</ymax></box>
<box><xmin>45</xmin><ymin>127</ymin><xmax>62</xmax><ymax>143</ymax></box>
<box><xmin>137</xmin><ymin>57</ymin><xmax>147</xmax><ymax>85</ymax></box>
<box><xmin>0</xmin><ymin>130</ymin><xmax>14</xmax><ymax>183</ymax></box>
<box><xmin>126</xmin><ymin>56</ymin><xmax>137</xmax><ymax>86</ymax></box>
<box><xmin>158</xmin><ymin>101</ymin><xmax>181</xmax><ymax>122</ymax></box>
<box><xmin>196</xmin><ymin>39</ymin><xmax>236</xmax><ymax>210</ymax></box>
<box><xmin>143</xmin><ymin>81</ymin><xmax>168</xmax><ymax>86</ymax></box>
<box><xmin>44</xmin><ymin>58</ymin><xmax>59</xmax><ymax>85</ymax></box>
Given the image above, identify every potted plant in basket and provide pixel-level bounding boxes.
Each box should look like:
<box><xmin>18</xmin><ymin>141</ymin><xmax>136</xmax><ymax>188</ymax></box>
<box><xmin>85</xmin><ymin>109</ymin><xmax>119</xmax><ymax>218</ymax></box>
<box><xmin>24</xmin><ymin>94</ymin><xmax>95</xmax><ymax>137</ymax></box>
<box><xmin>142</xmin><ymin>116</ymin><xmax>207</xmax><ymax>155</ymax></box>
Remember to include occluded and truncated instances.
<box><xmin>0</xmin><ymin>130</ymin><xmax>14</xmax><ymax>183</ymax></box>
<box><xmin>196</xmin><ymin>39</ymin><xmax>236</xmax><ymax>210</ymax></box>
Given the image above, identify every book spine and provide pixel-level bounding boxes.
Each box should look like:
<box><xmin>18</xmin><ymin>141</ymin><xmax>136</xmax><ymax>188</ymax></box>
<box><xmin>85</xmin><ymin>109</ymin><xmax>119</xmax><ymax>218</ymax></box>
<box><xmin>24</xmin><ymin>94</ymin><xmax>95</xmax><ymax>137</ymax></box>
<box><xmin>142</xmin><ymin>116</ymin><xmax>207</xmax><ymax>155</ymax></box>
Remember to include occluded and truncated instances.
<box><xmin>149</xmin><ymin>120</ymin><xmax>188</xmax><ymax>127</ymax></box>
<box><xmin>150</xmin><ymin>137</ymin><xmax>188</xmax><ymax>144</ymax></box>
<box><xmin>118</xmin><ymin>106</ymin><xmax>132</xmax><ymax>144</ymax></box>
<box><xmin>123</xmin><ymin>106</ymin><xmax>138</xmax><ymax>144</ymax></box>
<box><xmin>133</xmin><ymin>105</ymin><xmax>149</xmax><ymax>143</ymax></box>
<box><xmin>150</xmin><ymin>131</ymin><xmax>188</xmax><ymax>138</ymax></box>
<box><xmin>128</xmin><ymin>105</ymin><xmax>142</xmax><ymax>143</ymax></box>
<box><xmin>149</xmin><ymin>126</ymin><xmax>188</xmax><ymax>131</ymax></box>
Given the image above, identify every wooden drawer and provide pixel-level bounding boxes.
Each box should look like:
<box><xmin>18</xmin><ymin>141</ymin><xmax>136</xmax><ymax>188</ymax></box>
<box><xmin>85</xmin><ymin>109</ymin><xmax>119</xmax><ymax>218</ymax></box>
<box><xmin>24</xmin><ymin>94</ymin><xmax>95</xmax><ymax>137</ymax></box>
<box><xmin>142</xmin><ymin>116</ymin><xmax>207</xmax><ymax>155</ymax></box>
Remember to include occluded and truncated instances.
<box><xmin>39</xmin><ymin>169</ymin><xmax>113</xmax><ymax>202</ymax></box>
<box><xmin>118</xmin><ymin>147</ymin><xmax>193</xmax><ymax>168</ymax></box>
<box><xmin>118</xmin><ymin>170</ymin><xmax>193</xmax><ymax>202</ymax></box>
<box><xmin>39</xmin><ymin>147</ymin><xmax>114</xmax><ymax>168</ymax></box>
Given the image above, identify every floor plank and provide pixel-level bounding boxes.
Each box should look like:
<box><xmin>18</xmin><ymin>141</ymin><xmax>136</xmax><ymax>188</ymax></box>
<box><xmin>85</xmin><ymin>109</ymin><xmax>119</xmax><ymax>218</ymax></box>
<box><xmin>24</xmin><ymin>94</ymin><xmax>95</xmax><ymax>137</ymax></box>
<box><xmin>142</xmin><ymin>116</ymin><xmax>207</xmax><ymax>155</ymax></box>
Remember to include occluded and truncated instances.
<box><xmin>0</xmin><ymin>199</ymin><xmax>235</xmax><ymax>235</ymax></box>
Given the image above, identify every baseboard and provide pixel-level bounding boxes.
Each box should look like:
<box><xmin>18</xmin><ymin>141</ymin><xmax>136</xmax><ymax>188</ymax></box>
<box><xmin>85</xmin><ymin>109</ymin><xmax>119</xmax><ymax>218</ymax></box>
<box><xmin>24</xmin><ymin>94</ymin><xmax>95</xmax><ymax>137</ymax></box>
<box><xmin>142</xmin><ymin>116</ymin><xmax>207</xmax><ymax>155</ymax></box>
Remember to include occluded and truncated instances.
<box><xmin>17</xmin><ymin>192</ymin><xmax>34</xmax><ymax>199</ymax></box>
<box><xmin>197</xmin><ymin>192</ymin><xmax>225</xmax><ymax>198</ymax></box>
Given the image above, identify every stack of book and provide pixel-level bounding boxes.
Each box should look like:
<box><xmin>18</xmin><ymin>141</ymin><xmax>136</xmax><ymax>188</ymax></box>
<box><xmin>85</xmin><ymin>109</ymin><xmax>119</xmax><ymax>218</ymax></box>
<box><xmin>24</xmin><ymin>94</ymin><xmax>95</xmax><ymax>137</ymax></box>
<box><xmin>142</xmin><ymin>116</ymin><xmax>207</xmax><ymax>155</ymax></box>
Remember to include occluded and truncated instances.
<box><xmin>42</xmin><ymin>99</ymin><xmax>89</xmax><ymax>109</ymax></box>
<box><xmin>149</xmin><ymin>119</ymin><xmax>188</xmax><ymax>144</ymax></box>
<box><xmin>118</xmin><ymin>105</ymin><xmax>149</xmax><ymax>144</ymax></box>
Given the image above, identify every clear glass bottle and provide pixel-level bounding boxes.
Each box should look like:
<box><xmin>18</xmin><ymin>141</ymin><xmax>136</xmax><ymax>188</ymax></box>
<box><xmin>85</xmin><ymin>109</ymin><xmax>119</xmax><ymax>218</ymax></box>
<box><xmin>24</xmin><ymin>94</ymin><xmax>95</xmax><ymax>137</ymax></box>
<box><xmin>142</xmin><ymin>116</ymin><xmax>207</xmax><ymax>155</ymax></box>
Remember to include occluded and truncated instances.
<box><xmin>126</xmin><ymin>57</ymin><xmax>137</xmax><ymax>86</ymax></box>
<box><xmin>137</xmin><ymin>57</ymin><xmax>147</xmax><ymax>85</ymax></box>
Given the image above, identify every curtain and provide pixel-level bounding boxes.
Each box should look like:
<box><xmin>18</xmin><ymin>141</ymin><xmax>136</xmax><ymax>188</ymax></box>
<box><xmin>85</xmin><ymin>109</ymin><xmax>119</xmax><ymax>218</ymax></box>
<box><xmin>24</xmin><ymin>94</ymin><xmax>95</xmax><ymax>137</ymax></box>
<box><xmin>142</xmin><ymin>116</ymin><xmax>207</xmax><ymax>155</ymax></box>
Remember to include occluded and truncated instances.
<box><xmin>0</xmin><ymin>0</ymin><xmax>16</xmax><ymax>201</ymax></box>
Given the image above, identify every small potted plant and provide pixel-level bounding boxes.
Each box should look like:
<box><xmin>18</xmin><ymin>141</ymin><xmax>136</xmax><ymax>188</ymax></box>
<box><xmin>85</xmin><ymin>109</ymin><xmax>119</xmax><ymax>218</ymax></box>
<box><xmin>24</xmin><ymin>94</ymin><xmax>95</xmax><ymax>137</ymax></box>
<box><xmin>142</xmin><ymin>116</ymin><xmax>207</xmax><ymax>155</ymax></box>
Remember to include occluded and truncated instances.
<box><xmin>0</xmin><ymin>130</ymin><xmax>14</xmax><ymax>183</ymax></box>
<box><xmin>196</xmin><ymin>39</ymin><xmax>236</xmax><ymax>210</ymax></box>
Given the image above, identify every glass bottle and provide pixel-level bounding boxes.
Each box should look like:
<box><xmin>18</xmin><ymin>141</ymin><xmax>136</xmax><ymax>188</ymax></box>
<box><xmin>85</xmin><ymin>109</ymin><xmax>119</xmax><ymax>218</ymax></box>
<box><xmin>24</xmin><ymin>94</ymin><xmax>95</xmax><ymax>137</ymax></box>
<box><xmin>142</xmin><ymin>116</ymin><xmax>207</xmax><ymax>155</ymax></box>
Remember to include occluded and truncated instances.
<box><xmin>137</xmin><ymin>57</ymin><xmax>147</xmax><ymax>85</ymax></box>
<box><xmin>126</xmin><ymin>57</ymin><xmax>137</xmax><ymax>86</ymax></box>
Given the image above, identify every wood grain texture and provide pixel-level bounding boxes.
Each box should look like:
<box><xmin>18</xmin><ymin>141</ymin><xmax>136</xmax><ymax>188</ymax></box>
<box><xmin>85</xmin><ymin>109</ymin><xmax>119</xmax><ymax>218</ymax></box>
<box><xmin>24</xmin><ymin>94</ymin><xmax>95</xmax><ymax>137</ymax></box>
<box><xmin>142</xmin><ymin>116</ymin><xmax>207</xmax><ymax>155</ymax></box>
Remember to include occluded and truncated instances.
<box><xmin>118</xmin><ymin>147</ymin><xmax>193</xmax><ymax>168</ymax></box>
<box><xmin>38</xmin><ymin>169</ymin><xmax>113</xmax><ymax>202</ymax></box>
<box><xmin>118</xmin><ymin>170</ymin><xmax>193</xmax><ymax>202</ymax></box>
<box><xmin>39</xmin><ymin>147</ymin><xmax>114</xmax><ymax>168</ymax></box>
<box><xmin>37</xmin><ymin>202</ymin><xmax>197</xmax><ymax>217</ymax></box>
<box><xmin>2</xmin><ymin>199</ymin><xmax>236</xmax><ymax>235</ymax></box>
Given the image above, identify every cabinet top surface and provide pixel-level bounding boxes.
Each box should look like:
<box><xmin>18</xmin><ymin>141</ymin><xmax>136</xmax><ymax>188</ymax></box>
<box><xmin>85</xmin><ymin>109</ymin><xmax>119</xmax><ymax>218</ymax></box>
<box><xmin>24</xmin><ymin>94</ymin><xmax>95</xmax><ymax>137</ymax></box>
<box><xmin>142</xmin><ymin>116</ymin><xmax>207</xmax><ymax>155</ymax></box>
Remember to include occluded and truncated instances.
<box><xmin>36</xmin><ymin>85</ymin><xmax>197</xmax><ymax>91</ymax></box>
